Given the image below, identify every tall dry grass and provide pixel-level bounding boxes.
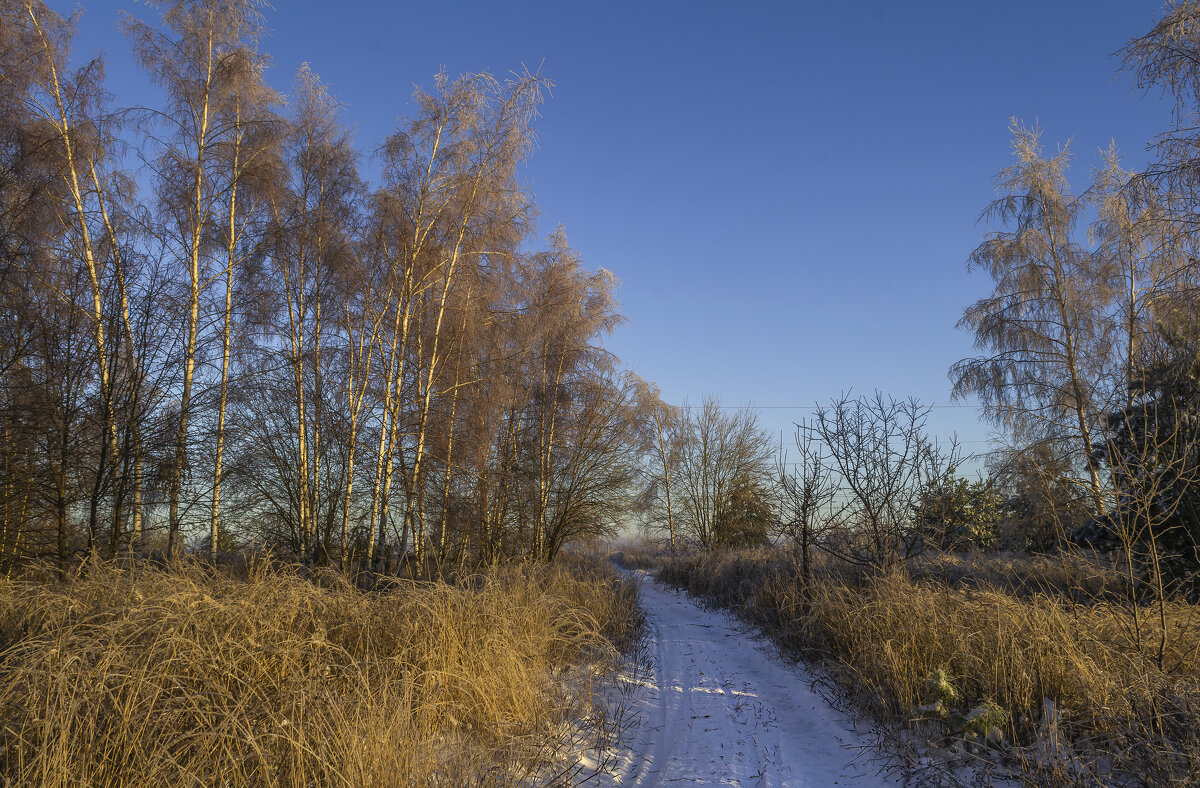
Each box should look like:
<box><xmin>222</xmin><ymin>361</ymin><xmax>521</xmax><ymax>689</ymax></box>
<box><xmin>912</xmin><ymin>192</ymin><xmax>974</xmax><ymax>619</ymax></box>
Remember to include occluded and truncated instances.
<box><xmin>653</xmin><ymin>547</ymin><xmax>1200</xmax><ymax>787</ymax></box>
<box><xmin>0</xmin><ymin>556</ymin><xmax>641</xmax><ymax>787</ymax></box>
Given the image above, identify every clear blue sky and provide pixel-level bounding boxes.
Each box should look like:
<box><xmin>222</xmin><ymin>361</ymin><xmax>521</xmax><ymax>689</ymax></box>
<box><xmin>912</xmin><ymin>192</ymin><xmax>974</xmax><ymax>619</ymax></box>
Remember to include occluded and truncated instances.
<box><xmin>66</xmin><ymin>0</ymin><xmax>1172</xmax><ymax>466</ymax></box>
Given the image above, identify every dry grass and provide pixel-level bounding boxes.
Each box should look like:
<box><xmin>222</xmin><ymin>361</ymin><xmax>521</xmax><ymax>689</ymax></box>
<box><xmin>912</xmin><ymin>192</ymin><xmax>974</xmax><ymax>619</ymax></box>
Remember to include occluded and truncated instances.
<box><xmin>605</xmin><ymin>540</ymin><xmax>672</xmax><ymax>572</ymax></box>
<box><xmin>653</xmin><ymin>547</ymin><xmax>1200</xmax><ymax>787</ymax></box>
<box><xmin>903</xmin><ymin>549</ymin><xmax>1127</xmax><ymax>602</ymax></box>
<box><xmin>0</xmin><ymin>555</ymin><xmax>641</xmax><ymax>787</ymax></box>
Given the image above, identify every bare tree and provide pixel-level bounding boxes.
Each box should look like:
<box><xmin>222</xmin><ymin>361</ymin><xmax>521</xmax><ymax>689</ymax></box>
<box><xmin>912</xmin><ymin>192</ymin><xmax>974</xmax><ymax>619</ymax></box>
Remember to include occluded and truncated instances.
<box><xmin>776</xmin><ymin>420</ymin><xmax>836</xmax><ymax>585</ymax></box>
<box><xmin>1121</xmin><ymin>2</ymin><xmax>1200</xmax><ymax>236</ymax></box>
<box><xmin>206</xmin><ymin>27</ymin><xmax>279</xmax><ymax>560</ymax></box>
<box><xmin>0</xmin><ymin>3</ymin><xmax>651</xmax><ymax>575</ymax></box>
<box><xmin>813</xmin><ymin>392</ymin><xmax>959</xmax><ymax>570</ymax></box>
<box><xmin>673</xmin><ymin>397</ymin><xmax>772</xmax><ymax>551</ymax></box>
<box><xmin>360</xmin><ymin>70</ymin><xmax>547</xmax><ymax>568</ymax></box>
<box><xmin>336</xmin><ymin>215</ymin><xmax>383</xmax><ymax>570</ymax></box>
<box><xmin>1093</xmin><ymin>149</ymin><xmax>1196</xmax><ymax>408</ymax></box>
<box><xmin>1101</xmin><ymin>392</ymin><xmax>1200</xmax><ymax>669</ymax></box>
<box><xmin>405</xmin><ymin>72</ymin><xmax>545</xmax><ymax>564</ymax></box>
<box><xmin>20</xmin><ymin>0</ymin><xmax>128</xmax><ymax>555</ymax></box>
<box><xmin>258</xmin><ymin>65</ymin><xmax>355</xmax><ymax>564</ymax></box>
<box><xmin>639</xmin><ymin>380</ymin><xmax>682</xmax><ymax>548</ymax></box>
<box><xmin>533</xmin><ymin>369</ymin><xmax>647</xmax><ymax>562</ymax></box>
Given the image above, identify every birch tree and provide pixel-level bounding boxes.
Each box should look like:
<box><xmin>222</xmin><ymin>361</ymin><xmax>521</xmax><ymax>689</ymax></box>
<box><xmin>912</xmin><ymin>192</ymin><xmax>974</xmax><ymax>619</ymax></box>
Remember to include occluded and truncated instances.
<box><xmin>951</xmin><ymin>120</ymin><xmax>1110</xmax><ymax>516</ymax></box>
<box><xmin>365</xmin><ymin>70</ymin><xmax>546</xmax><ymax>568</ymax></box>
<box><xmin>124</xmin><ymin>0</ymin><xmax>268</xmax><ymax>556</ymax></box>
<box><xmin>20</xmin><ymin>0</ymin><xmax>125</xmax><ymax>555</ymax></box>
<box><xmin>640</xmin><ymin>380</ymin><xmax>682</xmax><ymax>548</ymax></box>
<box><xmin>206</xmin><ymin>27</ymin><xmax>278</xmax><ymax>560</ymax></box>
<box><xmin>262</xmin><ymin>66</ymin><xmax>355</xmax><ymax>563</ymax></box>
<box><xmin>1093</xmin><ymin>149</ymin><xmax>1195</xmax><ymax>410</ymax></box>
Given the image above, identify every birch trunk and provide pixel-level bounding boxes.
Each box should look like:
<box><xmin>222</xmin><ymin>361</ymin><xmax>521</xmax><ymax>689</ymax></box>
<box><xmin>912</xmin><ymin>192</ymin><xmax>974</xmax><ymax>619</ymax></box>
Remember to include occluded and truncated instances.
<box><xmin>28</xmin><ymin>2</ymin><xmax>121</xmax><ymax>555</ymax></box>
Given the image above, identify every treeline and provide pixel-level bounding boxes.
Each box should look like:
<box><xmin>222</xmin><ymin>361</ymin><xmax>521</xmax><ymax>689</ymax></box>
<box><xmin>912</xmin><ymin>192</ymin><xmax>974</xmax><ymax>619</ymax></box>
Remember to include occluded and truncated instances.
<box><xmin>0</xmin><ymin>0</ymin><xmax>658</xmax><ymax>571</ymax></box>
<box><xmin>13</xmin><ymin>0</ymin><xmax>1200</xmax><ymax>587</ymax></box>
<box><xmin>645</xmin><ymin>5</ymin><xmax>1200</xmax><ymax>602</ymax></box>
<box><xmin>643</xmin><ymin>391</ymin><xmax>971</xmax><ymax>574</ymax></box>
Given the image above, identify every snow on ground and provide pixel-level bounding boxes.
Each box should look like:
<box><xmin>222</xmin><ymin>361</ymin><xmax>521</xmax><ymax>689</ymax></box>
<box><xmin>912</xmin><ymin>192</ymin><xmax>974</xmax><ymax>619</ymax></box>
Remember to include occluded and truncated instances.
<box><xmin>585</xmin><ymin>570</ymin><xmax>902</xmax><ymax>787</ymax></box>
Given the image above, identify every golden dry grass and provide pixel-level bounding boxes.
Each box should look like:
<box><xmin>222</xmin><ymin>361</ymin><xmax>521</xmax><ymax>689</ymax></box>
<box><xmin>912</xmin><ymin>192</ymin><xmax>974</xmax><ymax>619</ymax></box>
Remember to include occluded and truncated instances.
<box><xmin>0</xmin><ymin>556</ymin><xmax>640</xmax><ymax>787</ymax></box>
<box><xmin>654</xmin><ymin>547</ymin><xmax>1200</xmax><ymax>786</ymax></box>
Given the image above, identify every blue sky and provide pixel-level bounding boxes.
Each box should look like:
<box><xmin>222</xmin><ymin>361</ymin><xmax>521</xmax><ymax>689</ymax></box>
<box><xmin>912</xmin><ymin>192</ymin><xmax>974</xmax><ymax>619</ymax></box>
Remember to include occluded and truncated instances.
<box><xmin>65</xmin><ymin>0</ymin><xmax>1172</xmax><ymax>465</ymax></box>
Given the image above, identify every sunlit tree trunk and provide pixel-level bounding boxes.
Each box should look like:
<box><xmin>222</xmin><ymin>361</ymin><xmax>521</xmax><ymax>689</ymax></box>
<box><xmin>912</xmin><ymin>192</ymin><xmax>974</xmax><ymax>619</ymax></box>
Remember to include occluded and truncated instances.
<box><xmin>27</xmin><ymin>1</ymin><xmax>120</xmax><ymax>556</ymax></box>
<box><xmin>340</xmin><ymin>294</ymin><xmax>382</xmax><ymax>570</ymax></box>
<box><xmin>210</xmin><ymin>132</ymin><xmax>239</xmax><ymax>561</ymax></box>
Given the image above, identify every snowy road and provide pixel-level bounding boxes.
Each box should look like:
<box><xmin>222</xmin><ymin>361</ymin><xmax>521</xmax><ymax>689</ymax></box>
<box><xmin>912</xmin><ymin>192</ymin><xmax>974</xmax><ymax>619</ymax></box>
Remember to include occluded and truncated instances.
<box><xmin>591</xmin><ymin>571</ymin><xmax>901</xmax><ymax>787</ymax></box>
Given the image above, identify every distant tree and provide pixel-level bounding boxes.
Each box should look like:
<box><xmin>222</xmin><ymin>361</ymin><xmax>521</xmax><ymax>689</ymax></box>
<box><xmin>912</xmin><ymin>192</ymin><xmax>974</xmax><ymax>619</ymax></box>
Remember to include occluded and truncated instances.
<box><xmin>814</xmin><ymin>392</ymin><xmax>959</xmax><ymax>570</ymax></box>
<box><xmin>776</xmin><ymin>420</ymin><xmax>836</xmax><ymax>585</ymax></box>
<box><xmin>674</xmin><ymin>397</ymin><xmax>772</xmax><ymax>551</ymax></box>
<box><xmin>713</xmin><ymin>470</ymin><xmax>772</xmax><ymax>549</ymax></box>
<box><xmin>638</xmin><ymin>380</ymin><xmax>683</xmax><ymax>548</ymax></box>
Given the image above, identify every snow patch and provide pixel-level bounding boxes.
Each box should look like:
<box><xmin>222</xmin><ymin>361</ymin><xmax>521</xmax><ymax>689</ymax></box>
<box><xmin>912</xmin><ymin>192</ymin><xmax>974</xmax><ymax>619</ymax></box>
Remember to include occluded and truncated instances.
<box><xmin>583</xmin><ymin>571</ymin><xmax>900</xmax><ymax>787</ymax></box>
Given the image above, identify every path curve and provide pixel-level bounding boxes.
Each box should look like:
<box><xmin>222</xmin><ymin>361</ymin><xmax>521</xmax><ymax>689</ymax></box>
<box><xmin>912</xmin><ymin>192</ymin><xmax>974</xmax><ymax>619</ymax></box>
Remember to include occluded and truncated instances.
<box><xmin>592</xmin><ymin>571</ymin><xmax>901</xmax><ymax>787</ymax></box>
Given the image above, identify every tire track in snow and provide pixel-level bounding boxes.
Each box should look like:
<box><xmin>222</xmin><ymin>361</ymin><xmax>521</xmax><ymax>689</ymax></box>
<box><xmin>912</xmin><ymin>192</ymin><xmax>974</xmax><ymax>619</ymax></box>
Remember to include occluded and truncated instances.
<box><xmin>591</xmin><ymin>571</ymin><xmax>899</xmax><ymax>787</ymax></box>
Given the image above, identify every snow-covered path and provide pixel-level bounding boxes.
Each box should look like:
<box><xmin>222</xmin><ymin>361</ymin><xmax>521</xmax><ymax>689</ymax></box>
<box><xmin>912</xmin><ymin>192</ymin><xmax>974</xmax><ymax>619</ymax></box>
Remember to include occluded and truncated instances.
<box><xmin>593</xmin><ymin>572</ymin><xmax>901</xmax><ymax>787</ymax></box>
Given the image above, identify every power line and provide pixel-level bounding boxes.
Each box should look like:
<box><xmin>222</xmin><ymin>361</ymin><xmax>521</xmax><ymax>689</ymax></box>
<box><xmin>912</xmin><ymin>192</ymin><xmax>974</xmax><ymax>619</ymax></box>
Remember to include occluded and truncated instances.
<box><xmin>693</xmin><ymin>404</ymin><xmax>980</xmax><ymax>410</ymax></box>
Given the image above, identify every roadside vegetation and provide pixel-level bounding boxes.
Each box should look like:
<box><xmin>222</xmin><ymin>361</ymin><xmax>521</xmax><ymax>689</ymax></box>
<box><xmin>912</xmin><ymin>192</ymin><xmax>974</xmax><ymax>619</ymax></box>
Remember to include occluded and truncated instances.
<box><xmin>623</xmin><ymin>546</ymin><xmax>1198</xmax><ymax>786</ymax></box>
<box><xmin>0</xmin><ymin>555</ymin><xmax>641</xmax><ymax>786</ymax></box>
